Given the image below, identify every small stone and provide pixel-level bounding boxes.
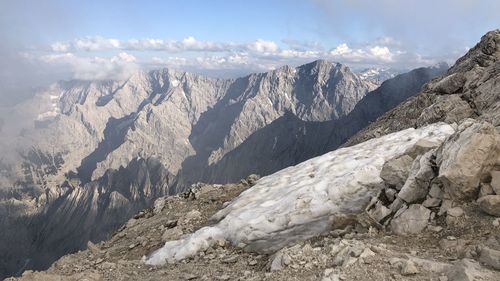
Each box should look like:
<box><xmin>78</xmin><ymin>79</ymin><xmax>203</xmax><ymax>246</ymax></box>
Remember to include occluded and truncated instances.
<box><xmin>429</xmin><ymin>184</ymin><xmax>444</xmax><ymax>199</ymax></box>
<box><xmin>216</xmin><ymin>274</ymin><xmax>230</xmax><ymax>281</ymax></box>
<box><xmin>389</xmin><ymin>198</ymin><xmax>405</xmax><ymax>213</ymax></box>
<box><xmin>270</xmin><ymin>252</ymin><xmax>285</xmax><ymax>271</ymax></box>
<box><xmin>216</xmin><ymin>239</ymin><xmax>227</xmax><ymax>247</ymax></box>
<box><xmin>367</xmin><ymin>201</ymin><xmax>392</xmax><ymax>223</ymax></box>
<box><xmin>128</xmin><ymin>243</ymin><xmax>137</xmax><ymax>250</ymax></box>
<box><xmin>359</xmin><ymin>248</ymin><xmax>375</xmax><ymax>259</ymax></box>
<box><xmin>390</xmin><ymin>204</ymin><xmax>431</xmax><ymax>235</ymax></box>
<box><xmin>477</xmin><ymin>195</ymin><xmax>500</xmax><ymax>216</ymax></box>
<box><xmin>493</xmin><ymin>218</ymin><xmax>500</xmax><ymax>227</ymax></box>
<box><xmin>401</xmin><ymin>260</ymin><xmax>419</xmax><ymax>275</ymax></box>
<box><xmin>479</xmin><ymin>183</ymin><xmax>495</xmax><ymax>198</ymax></box>
<box><xmin>205</xmin><ymin>253</ymin><xmax>216</xmax><ymax>260</ymax></box>
<box><xmin>87</xmin><ymin>241</ymin><xmax>103</xmax><ymax>254</ymax></box>
<box><xmin>479</xmin><ymin>246</ymin><xmax>500</xmax><ymax>270</ymax></box>
<box><xmin>428</xmin><ymin>225</ymin><xmax>443</xmax><ymax>232</ymax></box>
<box><xmin>439</xmin><ymin>200</ymin><xmax>454</xmax><ymax>216</ymax></box>
<box><xmin>380</xmin><ymin>155</ymin><xmax>414</xmax><ymax>189</ymax></box>
<box><xmin>423</xmin><ymin>197</ymin><xmax>442</xmax><ymax>208</ymax></box>
<box><xmin>385</xmin><ymin>188</ymin><xmax>397</xmax><ymax>202</ymax></box>
<box><xmin>184</xmin><ymin>273</ymin><xmax>199</xmax><ymax>280</ymax></box>
<box><xmin>222</xmin><ymin>255</ymin><xmax>238</xmax><ymax>264</ymax></box>
<box><xmin>185</xmin><ymin>210</ymin><xmax>202</xmax><ymax>221</ymax></box>
<box><xmin>447</xmin><ymin>207</ymin><xmax>464</xmax><ymax>217</ymax></box>
<box><xmin>389</xmin><ymin>257</ymin><xmax>403</xmax><ymax>266</ymax></box>
<box><xmin>491</xmin><ymin>171</ymin><xmax>500</xmax><ymax>195</ymax></box>
<box><xmin>248</xmin><ymin>260</ymin><xmax>258</xmax><ymax>266</ymax></box>
<box><xmin>165</xmin><ymin>219</ymin><xmax>178</xmax><ymax>228</ymax></box>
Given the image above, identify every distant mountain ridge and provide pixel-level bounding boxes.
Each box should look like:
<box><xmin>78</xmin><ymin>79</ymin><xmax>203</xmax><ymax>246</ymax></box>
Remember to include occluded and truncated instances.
<box><xmin>0</xmin><ymin>59</ymin><xmax>446</xmax><ymax>279</ymax></box>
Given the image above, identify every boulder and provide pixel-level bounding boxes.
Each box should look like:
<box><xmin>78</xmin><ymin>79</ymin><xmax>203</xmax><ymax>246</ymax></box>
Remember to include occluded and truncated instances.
<box><xmin>384</xmin><ymin>188</ymin><xmax>397</xmax><ymax>202</ymax></box>
<box><xmin>428</xmin><ymin>183</ymin><xmax>444</xmax><ymax>199</ymax></box>
<box><xmin>479</xmin><ymin>246</ymin><xmax>500</xmax><ymax>270</ymax></box>
<box><xmin>432</xmin><ymin>73</ymin><xmax>467</xmax><ymax>94</ymax></box>
<box><xmin>380</xmin><ymin>155</ymin><xmax>414</xmax><ymax>189</ymax></box>
<box><xmin>479</xmin><ymin>183</ymin><xmax>495</xmax><ymax>198</ymax></box>
<box><xmin>437</xmin><ymin>120</ymin><xmax>500</xmax><ymax>201</ymax></box>
<box><xmin>491</xmin><ymin>171</ymin><xmax>500</xmax><ymax>195</ymax></box>
<box><xmin>416</xmin><ymin>95</ymin><xmax>474</xmax><ymax>126</ymax></box>
<box><xmin>422</xmin><ymin>197</ymin><xmax>441</xmax><ymax>208</ymax></box>
<box><xmin>477</xmin><ymin>195</ymin><xmax>500</xmax><ymax>217</ymax></box>
<box><xmin>404</xmin><ymin>139</ymin><xmax>440</xmax><ymax>159</ymax></box>
<box><xmin>367</xmin><ymin>201</ymin><xmax>392</xmax><ymax>223</ymax></box>
<box><xmin>398</xmin><ymin>151</ymin><xmax>435</xmax><ymax>203</ymax></box>
<box><xmin>390</xmin><ymin>204</ymin><xmax>431</xmax><ymax>235</ymax></box>
<box><xmin>447</xmin><ymin>207</ymin><xmax>464</xmax><ymax>217</ymax></box>
<box><xmin>446</xmin><ymin>259</ymin><xmax>491</xmax><ymax>281</ymax></box>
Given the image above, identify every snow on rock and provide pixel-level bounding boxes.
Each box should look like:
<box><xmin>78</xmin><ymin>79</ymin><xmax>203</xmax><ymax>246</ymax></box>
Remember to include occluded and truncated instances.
<box><xmin>144</xmin><ymin>123</ymin><xmax>455</xmax><ymax>265</ymax></box>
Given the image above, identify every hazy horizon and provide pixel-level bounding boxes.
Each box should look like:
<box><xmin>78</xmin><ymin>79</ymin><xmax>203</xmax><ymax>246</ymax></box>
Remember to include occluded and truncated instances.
<box><xmin>1</xmin><ymin>0</ymin><xmax>499</xmax><ymax>105</ymax></box>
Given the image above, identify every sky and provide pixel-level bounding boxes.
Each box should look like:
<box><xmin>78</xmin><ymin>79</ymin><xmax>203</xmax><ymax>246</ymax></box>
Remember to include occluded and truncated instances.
<box><xmin>0</xmin><ymin>0</ymin><xmax>499</xmax><ymax>105</ymax></box>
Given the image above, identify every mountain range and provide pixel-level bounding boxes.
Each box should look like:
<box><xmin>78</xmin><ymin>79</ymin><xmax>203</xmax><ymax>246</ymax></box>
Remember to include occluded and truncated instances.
<box><xmin>0</xmin><ymin>57</ymin><xmax>447</xmax><ymax>278</ymax></box>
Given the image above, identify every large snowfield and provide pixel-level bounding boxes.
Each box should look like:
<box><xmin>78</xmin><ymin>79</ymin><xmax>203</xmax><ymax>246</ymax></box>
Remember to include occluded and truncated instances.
<box><xmin>145</xmin><ymin>122</ymin><xmax>455</xmax><ymax>265</ymax></box>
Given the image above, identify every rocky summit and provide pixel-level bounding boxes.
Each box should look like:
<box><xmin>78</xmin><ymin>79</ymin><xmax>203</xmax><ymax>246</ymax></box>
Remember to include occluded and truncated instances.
<box><xmin>6</xmin><ymin>30</ymin><xmax>500</xmax><ymax>281</ymax></box>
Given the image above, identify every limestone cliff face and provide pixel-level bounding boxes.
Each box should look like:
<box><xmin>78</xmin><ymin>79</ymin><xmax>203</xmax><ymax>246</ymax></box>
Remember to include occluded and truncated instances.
<box><xmin>181</xmin><ymin>64</ymin><xmax>447</xmax><ymax>185</ymax></box>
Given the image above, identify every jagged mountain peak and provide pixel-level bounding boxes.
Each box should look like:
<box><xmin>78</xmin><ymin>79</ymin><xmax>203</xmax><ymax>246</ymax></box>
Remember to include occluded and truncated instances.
<box><xmin>448</xmin><ymin>29</ymin><xmax>499</xmax><ymax>74</ymax></box>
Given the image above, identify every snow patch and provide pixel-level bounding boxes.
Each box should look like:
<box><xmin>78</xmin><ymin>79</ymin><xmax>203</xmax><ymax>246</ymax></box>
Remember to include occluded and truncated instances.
<box><xmin>144</xmin><ymin>123</ymin><xmax>455</xmax><ymax>265</ymax></box>
<box><xmin>171</xmin><ymin>80</ymin><xmax>180</xmax><ymax>87</ymax></box>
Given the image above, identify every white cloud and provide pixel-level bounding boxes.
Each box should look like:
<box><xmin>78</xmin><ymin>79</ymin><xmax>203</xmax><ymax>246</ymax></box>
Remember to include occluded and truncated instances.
<box><xmin>32</xmin><ymin>35</ymin><xmax>461</xmax><ymax>80</ymax></box>
<box><xmin>246</xmin><ymin>39</ymin><xmax>279</xmax><ymax>53</ymax></box>
<box><xmin>39</xmin><ymin>52</ymin><xmax>139</xmax><ymax>80</ymax></box>
<box><xmin>51</xmin><ymin>36</ymin><xmax>234</xmax><ymax>53</ymax></box>
<box><xmin>328</xmin><ymin>43</ymin><xmax>394</xmax><ymax>63</ymax></box>
<box><xmin>329</xmin><ymin>43</ymin><xmax>351</xmax><ymax>56</ymax></box>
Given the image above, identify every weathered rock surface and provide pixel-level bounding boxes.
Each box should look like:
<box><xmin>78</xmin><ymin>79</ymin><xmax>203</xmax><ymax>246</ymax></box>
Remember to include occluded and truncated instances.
<box><xmin>380</xmin><ymin>155</ymin><xmax>414</xmax><ymax>189</ymax></box>
<box><xmin>491</xmin><ymin>171</ymin><xmax>500</xmax><ymax>195</ymax></box>
<box><xmin>390</xmin><ymin>204</ymin><xmax>431</xmax><ymax>235</ymax></box>
<box><xmin>477</xmin><ymin>195</ymin><xmax>500</xmax><ymax>217</ymax></box>
<box><xmin>398</xmin><ymin>151</ymin><xmax>435</xmax><ymax>203</ymax></box>
<box><xmin>479</xmin><ymin>246</ymin><xmax>500</xmax><ymax>270</ymax></box>
<box><xmin>437</xmin><ymin>120</ymin><xmax>500</xmax><ymax>201</ymax></box>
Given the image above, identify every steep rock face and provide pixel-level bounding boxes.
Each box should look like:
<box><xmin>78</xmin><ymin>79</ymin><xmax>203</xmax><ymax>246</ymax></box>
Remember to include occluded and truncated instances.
<box><xmin>345</xmin><ymin>29</ymin><xmax>500</xmax><ymax>147</ymax></box>
<box><xmin>183</xmin><ymin>64</ymin><xmax>446</xmax><ymax>185</ymax></box>
<box><xmin>0</xmin><ymin>157</ymin><xmax>172</xmax><ymax>278</ymax></box>
<box><xmin>176</xmin><ymin>61</ymin><xmax>376</xmax><ymax>188</ymax></box>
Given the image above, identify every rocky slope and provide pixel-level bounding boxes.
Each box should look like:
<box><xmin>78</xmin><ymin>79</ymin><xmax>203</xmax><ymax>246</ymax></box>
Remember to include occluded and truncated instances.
<box><xmin>9</xmin><ymin>121</ymin><xmax>500</xmax><ymax>281</ymax></box>
<box><xmin>8</xmin><ymin>30</ymin><xmax>500</xmax><ymax>281</ymax></box>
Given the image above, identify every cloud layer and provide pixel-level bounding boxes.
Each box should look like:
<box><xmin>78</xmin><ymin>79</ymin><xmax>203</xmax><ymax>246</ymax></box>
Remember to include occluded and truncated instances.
<box><xmin>26</xmin><ymin>35</ymin><xmax>452</xmax><ymax>81</ymax></box>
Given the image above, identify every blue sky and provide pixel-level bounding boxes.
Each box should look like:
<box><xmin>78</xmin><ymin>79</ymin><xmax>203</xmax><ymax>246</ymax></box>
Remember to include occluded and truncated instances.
<box><xmin>0</xmin><ymin>0</ymin><xmax>499</xmax><ymax>103</ymax></box>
